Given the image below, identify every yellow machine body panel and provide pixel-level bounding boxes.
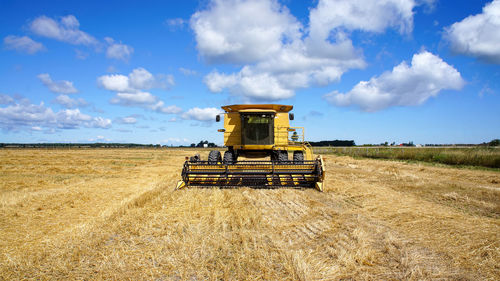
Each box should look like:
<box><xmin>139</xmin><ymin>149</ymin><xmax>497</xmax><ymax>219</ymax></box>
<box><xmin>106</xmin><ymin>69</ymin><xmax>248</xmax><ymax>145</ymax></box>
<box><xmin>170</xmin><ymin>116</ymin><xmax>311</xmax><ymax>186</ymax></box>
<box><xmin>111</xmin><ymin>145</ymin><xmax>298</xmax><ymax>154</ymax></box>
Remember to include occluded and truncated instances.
<box><xmin>222</xmin><ymin>105</ymin><xmax>292</xmax><ymax>148</ymax></box>
<box><xmin>223</xmin><ymin>112</ymin><xmax>241</xmax><ymax>146</ymax></box>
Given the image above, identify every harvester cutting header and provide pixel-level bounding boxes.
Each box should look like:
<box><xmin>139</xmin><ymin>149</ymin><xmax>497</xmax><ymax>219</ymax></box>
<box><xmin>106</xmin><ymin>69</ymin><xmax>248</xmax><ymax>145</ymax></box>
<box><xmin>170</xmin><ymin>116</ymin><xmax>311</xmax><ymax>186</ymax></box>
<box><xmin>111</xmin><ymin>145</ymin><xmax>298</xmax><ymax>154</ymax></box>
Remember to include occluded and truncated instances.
<box><xmin>177</xmin><ymin>104</ymin><xmax>325</xmax><ymax>191</ymax></box>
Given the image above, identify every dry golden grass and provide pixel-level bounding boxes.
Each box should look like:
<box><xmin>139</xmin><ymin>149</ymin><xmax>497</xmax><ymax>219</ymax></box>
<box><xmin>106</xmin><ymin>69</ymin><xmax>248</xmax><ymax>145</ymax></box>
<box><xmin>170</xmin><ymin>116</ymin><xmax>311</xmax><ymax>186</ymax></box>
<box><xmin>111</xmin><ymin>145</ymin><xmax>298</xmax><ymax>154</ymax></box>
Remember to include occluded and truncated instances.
<box><xmin>0</xmin><ymin>148</ymin><xmax>498</xmax><ymax>280</ymax></box>
<box><xmin>317</xmin><ymin>146</ymin><xmax>500</xmax><ymax>168</ymax></box>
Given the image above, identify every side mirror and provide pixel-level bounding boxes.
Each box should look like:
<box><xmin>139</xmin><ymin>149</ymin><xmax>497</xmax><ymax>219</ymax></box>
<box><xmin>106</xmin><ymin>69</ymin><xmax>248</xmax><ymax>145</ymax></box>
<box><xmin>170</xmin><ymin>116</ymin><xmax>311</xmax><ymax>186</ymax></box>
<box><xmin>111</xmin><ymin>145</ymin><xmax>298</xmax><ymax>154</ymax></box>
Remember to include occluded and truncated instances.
<box><xmin>289</xmin><ymin>113</ymin><xmax>294</xmax><ymax>120</ymax></box>
<box><xmin>216</xmin><ymin>114</ymin><xmax>220</xmax><ymax>122</ymax></box>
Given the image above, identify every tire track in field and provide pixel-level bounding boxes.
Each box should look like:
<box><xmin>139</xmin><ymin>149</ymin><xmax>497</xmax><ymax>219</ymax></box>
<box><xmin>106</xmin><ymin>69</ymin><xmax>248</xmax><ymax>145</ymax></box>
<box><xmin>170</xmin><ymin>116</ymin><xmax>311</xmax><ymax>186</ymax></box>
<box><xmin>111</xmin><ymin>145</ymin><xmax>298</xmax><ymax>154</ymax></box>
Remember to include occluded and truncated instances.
<box><xmin>246</xmin><ymin>190</ymin><xmax>333</xmax><ymax>242</ymax></box>
<box><xmin>243</xmin><ymin>188</ymin><xmax>471</xmax><ymax>280</ymax></box>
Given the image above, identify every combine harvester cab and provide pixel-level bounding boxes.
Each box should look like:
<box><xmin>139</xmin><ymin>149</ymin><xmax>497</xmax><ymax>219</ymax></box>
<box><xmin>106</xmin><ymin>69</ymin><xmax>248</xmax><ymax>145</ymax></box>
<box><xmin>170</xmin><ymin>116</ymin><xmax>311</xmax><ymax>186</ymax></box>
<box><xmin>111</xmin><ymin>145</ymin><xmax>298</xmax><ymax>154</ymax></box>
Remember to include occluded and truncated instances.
<box><xmin>177</xmin><ymin>104</ymin><xmax>325</xmax><ymax>191</ymax></box>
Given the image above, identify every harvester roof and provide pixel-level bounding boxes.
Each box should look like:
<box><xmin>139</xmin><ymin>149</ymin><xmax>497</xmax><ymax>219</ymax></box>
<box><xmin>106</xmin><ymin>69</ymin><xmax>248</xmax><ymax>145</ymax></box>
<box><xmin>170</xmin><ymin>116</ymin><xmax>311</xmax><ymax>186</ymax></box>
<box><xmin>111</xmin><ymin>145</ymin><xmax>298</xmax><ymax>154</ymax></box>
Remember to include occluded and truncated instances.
<box><xmin>221</xmin><ymin>104</ymin><xmax>293</xmax><ymax>113</ymax></box>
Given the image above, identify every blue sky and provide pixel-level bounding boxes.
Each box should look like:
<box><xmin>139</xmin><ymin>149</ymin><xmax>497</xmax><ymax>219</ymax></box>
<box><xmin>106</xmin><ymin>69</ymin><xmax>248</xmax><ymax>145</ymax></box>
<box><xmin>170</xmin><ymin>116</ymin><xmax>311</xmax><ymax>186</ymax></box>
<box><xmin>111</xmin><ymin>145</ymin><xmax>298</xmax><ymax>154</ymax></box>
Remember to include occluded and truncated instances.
<box><xmin>1</xmin><ymin>0</ymin><xmax>499</xmax><ymax>145</ymax></box>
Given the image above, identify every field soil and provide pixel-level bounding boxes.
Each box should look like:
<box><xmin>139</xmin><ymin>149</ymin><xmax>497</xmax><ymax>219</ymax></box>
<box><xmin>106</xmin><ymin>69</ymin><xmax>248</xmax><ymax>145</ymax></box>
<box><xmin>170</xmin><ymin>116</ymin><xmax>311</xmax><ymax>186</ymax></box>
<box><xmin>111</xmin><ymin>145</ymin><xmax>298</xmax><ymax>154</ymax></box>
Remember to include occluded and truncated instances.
<box><xmin>0</xmin><ymin>149</ymin><xmax>499</xmax><ymax>280</ymax></box>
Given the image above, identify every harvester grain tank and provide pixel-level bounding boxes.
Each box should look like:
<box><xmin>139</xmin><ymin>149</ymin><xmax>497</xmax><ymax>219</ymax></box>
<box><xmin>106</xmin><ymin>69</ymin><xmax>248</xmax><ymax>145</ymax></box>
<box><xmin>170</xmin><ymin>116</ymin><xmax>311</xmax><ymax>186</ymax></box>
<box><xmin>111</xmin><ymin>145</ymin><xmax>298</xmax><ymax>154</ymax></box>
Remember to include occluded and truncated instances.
<box><xmin>177</xmin><ymin>104</ymin><xmax>325</xmax><ymax>191</ymax></box>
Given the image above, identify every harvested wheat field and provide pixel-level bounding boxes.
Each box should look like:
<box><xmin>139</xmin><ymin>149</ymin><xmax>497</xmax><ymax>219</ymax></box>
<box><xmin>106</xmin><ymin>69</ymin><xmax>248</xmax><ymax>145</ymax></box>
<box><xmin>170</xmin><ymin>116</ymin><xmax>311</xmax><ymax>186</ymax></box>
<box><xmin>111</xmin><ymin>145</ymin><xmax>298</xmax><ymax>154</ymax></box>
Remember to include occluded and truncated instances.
<box><xmin>0</xmin><ymin>148</ymin><xmax>499</xmax><ymax>280</ymax></box>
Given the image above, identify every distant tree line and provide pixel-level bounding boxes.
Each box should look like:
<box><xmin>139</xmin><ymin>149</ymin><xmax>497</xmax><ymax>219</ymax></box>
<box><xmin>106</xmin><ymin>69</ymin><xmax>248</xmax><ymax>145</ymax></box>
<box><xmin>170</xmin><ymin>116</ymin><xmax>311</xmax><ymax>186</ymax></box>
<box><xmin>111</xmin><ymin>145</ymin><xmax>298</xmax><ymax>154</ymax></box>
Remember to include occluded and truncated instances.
<box><xmin>1</xmin><ymin>139</ymin><xmax>497</xmax><ymax>149</ymax></box>
<box><xmin>190</xmin><ymin>140</ymin><xmax>217</xmax><ymax>148</ymax></box>
<box><xmin>308</xmin><ymin>140</ymin><xmax>356</xmax><ymax>147</ymax></box>
<box><xmin>480</xmin><ymin>139</ymin><xmax>500</xmax><ymax>147</ymax></box>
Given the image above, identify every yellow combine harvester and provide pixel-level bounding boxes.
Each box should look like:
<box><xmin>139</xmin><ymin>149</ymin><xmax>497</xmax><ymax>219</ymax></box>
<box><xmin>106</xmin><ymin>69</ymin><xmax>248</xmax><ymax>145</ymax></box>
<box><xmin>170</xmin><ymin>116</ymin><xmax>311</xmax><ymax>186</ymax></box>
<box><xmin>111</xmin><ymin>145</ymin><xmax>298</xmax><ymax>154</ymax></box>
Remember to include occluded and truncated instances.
<box><xmin>177</xmin><ymin>104</ymin><xmax>325</xmax><ymax>191</ymax></box>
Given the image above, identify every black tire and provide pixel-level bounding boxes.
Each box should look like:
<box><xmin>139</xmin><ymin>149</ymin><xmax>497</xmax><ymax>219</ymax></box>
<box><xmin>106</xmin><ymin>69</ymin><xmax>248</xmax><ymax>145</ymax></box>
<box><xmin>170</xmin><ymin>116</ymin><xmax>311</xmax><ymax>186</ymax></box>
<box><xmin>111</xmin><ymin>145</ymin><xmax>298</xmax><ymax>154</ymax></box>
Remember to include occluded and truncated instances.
<box><xmin>189</xmin><ymin>154</ymin><xmax>200</xmax><ymax>163</ymax></box>
<box><xmin>278</xmin><ymin>151</ymin><xmax>288</xmax><ymax>163</ymax></box>
<box><xmin>223</xmin><ymin>150</ymin><xmax>235</xmax><ymax>164</ymax></box>
<box><xmin>293</xmin><ymin>151</ymin><xmax>304</xmax><ymax>164</ymax></box>
<box><xmin>208</xmin><ymin>150</ymin><xmax>222</xmax><ymax>165</ymax></box>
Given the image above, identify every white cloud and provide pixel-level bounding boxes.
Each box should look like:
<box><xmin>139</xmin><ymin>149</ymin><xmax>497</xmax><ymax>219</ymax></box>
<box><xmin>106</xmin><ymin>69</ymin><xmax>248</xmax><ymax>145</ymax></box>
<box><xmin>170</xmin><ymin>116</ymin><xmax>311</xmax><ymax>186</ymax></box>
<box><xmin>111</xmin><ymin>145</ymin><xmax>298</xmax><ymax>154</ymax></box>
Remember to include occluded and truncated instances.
<box><xmin>98</xmin><ymin>68</ymin><xmax>178</xmax><ymax>114</ymax></box>
<box><xmin>0</xmin><ymin>97</ymin><xmax>111</xmax><ymax>131</ymax></box>
<box><xmin>116</xmin><ymin>116</ymin><xmax>137</xmax><ymax>124</ymax></box>
<box><xmin>91</xmin><ymin>117</ymin><xmax>112</xmax><ymax>129</ymax></box>
<box><xmin>110</xmin><ymin>91</ymin><xmax>157</xmax><ymax>105</ymax></box>
<box><xmin>98</xmin><ymin>68</ymin><xmax>174</xmax><ymax>92</ymax></box>
<box><xmin>98</xmin><ymin>74</ymin><xmax>131</xmax><ymax>92</ymax></box>
<box><xmin>181</xmin><ymin>107</ymin><xmax>222</xmax><ymax>121</ymax></box>
<box><xmin>324</xmin><ymin>51</ymin><xmax>465</xmax><ymax>112</ymax></box>
<box><xmin>308</xmin><ymin>0</ymin><xmax>415</xmax><ymax>40</ymax></box>
<box><xmin>157</xmin><ymin>74</ymin><xmax>175</xmax><ymax>89</ymax></box>
<box><xmin>165</xmin><ymin>18</ymin><xmax>187</xmax><ymax>30</ymax></box>
<box><xmin>38</xmin><ymin>73</ymin><xmax>78</xmax><ymax>94</ymax></box>
<box><xmin>104</xmin><ymin>37</ymin><xmax>134</xmax><ymax>61</ymax></box>
<box><xmin>109</xmin><ymin>92</ymin><xmax>181</xmax><ymax>114</ymax></box>
<box><xmin>205</xmin><ymin>70</ymin><xmax>294</xmax><ymax>100</ymax></box>
<box><xmin>129</xmin><ymin>67</ymin><xmax>155</xmax><ymax>89</ymax></box>
<box><xmin>106</xmin><ymin>42</ymin><xmax>134</xmax><ymax>61</ymax></box>
<box><xmin>89</xmin><ymin>135</ymin><xmax>111</xmax><ymax>142</ymax></box>
<box><xmin>190</xmin><ymin>0</ymin><xmax>301</xmax><ymax>64</ymax></box>
<box><xmin>179</xmin><ymin>67</ymin><xmax>197</xmax><ymax>76</ymax></box>
<box><xmin>56</xmin><ymin>109</ymin><xmax>111</xmax><ymax>129</ymax></box>
<box><xmin>192</xmin><ymin>0</ymin><xmax>428</xmax><ymax>101</ymax></box>
<box><xmin>54</xmin><ymin>94</ymin><xmax>88</xmax><ymax>108</ymax></box>
<box><xmin>30</xmin><ymin>15</ymin><xmax>98</xmax><ymax>45</ymax></box>
<box><xmin>0</xmin><ymin>94</ymin><xmax>14</xmax><ymax>105</ymax></box>
<box><xmin>151</xmin><ymin>102</ymin><xmax>182</xmax><ymax>114</ymax></box>
<box><xmin>27</xmin><ymin>16</ymin><xmax>133</xmax><ymax>60</ymax></box>
<box><xmin>445</xmin><ymin>0</ymin><xmax>500</xmax><ymax>64</ymax></box>
<box><xmin>204</xmin><ymin>71</ymin><xmax>238</xmax><ymax>92</ymax></box>
<box><xmin>3</xmin><ymin>35</ymin><xmax>44</xmax><ymax>54</ymax></box>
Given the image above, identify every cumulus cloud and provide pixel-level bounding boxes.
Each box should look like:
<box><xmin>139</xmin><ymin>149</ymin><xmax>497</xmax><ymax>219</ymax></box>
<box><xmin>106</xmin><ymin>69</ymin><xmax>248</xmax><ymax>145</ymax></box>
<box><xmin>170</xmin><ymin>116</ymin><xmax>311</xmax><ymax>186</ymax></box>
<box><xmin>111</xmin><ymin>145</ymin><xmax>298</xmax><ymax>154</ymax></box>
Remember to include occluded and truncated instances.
<box><xmin>105</xmin><ymin>37</ymin><xmax>134</xmax><ymax>61</ymax></box>
<box><xmin>27</xmin><ymin>15</ymin><xmax>133</xmax><ymax>60</ymax></box>
<box><xmin>445</xmin><ymin>0</ymin><xmax>500</xmax><ymax>64</ymax></box>
<box><xmin>191</xmin><ymin>0</ymin><xmax>301</xmax><ymax>64</ymax></box>
<box><xmin>30</xmin><ymin>15</ymin><xmax>98</xmax><ymax>45</ymax></box>
<box><xmin>181</xmin><ymin>107</ymin><xmax>222</xmax><ymax>121</ymax></box>
<box><xmin>98</xmin><ymin>67</ymin><xmax>179</xmax><ymax>113</ymax></box>
<box><xmin>3</xmin><ymin>35</ymin><xmax>44</xmax><ymax>54</ymax></box>
<box><xmin>38</xmin><ymin>73</ymin><xmax>78</xmax><ymax>94</ymax></box>
<box><xmin>0</xmin><ymin>97</ymin><xmax>111</xmax><ymax>131</ymax></box>
<box><xmin>192</xmin><ymin>0</ymin><xmax>432</xmax><ymax>101</ymax></box>
<box><xmin>98</xmin><ymin>68</ymin><xmax>174</xmax><ymax>92</ymax></box>
<box><xmin>54</xmin><ymin>94</ymin><xmax>88</xmax><ymax>108</ymax></box>
<box><xmin>98</xmin><ymin>74</ymin><xmax>130</xmax><ymax>92</ymax></box>
<box><xmin>91</xmin><ymin>117</ymin><xmax>112</xmax><ymax>129</ymax></box>
<box><xmin>323</xmin><ymin>51</ymin><xmax>465</xmax><ymax>112</ymax></box>
<box><xmin>204</xmin><ymin>70</ymin><xmax>295</xmax><ymax>100</ymax></box>
<box><xmin>129</xmin><ymin>67</ymin><xmax>155</xmax><ymax>89</ymax></box>
<box><xmin>110</xmin><ymin>93</ymin><xmax>182</xmax><ymax>114</ymax></box>
<box><xmin>308</xmin><ymin>0</ymin><xmax>416</xmax><ymax>40</ymax></box>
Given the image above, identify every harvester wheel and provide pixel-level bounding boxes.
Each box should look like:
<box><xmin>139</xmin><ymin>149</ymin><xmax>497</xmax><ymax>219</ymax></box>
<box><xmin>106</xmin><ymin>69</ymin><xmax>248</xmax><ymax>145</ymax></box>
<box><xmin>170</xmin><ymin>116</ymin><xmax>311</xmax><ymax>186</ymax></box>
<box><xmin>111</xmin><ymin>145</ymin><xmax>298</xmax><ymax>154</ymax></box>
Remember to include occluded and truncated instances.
<box><xmin>293</xmin><ymin>151</ymin><xmax>304</xmax><ymax>164</ymax></box>
<box><xmin>189</xmin><ymin>154</ymin><xmax>200</xmax><ymax>163</ymax></box>
<box><xmin>208</xmin><ymin>150</ymin><xmax>222</xmax><ymax>164</ymax></box>
<box><xmin>223</xmin><ymin>150</ymin><xmax>236</xmax><ymax>164</ymax></box>
<box><xmin>278</xmin><ymin>151</ymin><xmax>288</xmax><ymax>162</ymax></box>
